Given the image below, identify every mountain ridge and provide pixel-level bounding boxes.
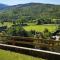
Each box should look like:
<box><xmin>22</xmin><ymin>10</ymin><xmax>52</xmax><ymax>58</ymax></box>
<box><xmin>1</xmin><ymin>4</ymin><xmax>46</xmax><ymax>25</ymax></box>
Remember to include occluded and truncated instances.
<box><xmin>0</xmin><ymin>3</ymin><xmax>8</xmax><ymax>10</ymax></box>
<box><xmin>0</xmin><ymin>3</ymin><xmax>60</xmax><ymax>22</ymax></box>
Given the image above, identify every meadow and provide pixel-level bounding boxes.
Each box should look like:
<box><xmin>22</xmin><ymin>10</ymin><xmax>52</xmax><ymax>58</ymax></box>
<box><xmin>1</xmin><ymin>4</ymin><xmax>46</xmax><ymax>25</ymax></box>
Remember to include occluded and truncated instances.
<box><xmin>24</xmin><ymin>24</ymin><xmax>58</xmax><ymax>32</ymax></box>
<box><xmin>0</xmin><ymin>49</ymin><xmax>45</xmax><ymax>60</ymax></box>
<box><xmin>0</xmin><ymin>22</ymin><xmax>58</xmax><ymax>32</ymax></box>
<box><xmin>0</xmin><ymin>22</ymin><xmax>13</xmax><ymax>27</ymax></box>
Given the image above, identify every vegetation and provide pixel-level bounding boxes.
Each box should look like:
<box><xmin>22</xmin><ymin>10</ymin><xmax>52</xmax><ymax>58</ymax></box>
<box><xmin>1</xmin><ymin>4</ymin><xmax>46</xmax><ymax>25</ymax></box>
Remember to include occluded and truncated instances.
<box><xmin>0</xmin><ymin>3</ymin><xmax>60</xmax><ymax>22</ymax></box>
<box><xmin>0</xmin><ymin>3</ymin><xmax>60</xmax><ymax>60</ymax></box>
<box><xmin>0</xmin><ymin>21</ymin><xmax>58</xmax><ymax>39</ymax></box>
<box><xmin>0</xmin><ymin>22</ymin><xmax>13</xmax><ymax>27</ymax></box>
<box><xmin>6</xmin><ymin>25</ymin><xmax>29</xmax><ymax>37</ymax></box>
<box><xmin>0</xmin><ymin>49</ymin><xmax>45</xmax><ymax>60</ymax></box>
<box><xmin>0</xmin><ymin>3</ymin><xmax>59</xmax><ymax>39</ymax></box>
<box><xmin>24</xmin><ymin>24</ymin><xmax>58</xmax><ymax>32</ymax></box>
<box><xmin>43</xmin><ymin>28</ymin><xmax>52</xmax><ymax>39</ymax></box>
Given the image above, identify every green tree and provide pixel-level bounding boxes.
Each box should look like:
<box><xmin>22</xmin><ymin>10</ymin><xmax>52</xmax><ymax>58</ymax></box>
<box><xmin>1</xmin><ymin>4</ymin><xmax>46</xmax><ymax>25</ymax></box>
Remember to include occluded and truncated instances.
<box><xmin>43</xmin><ymin>28</ymin><xmax>51</xmax><ymax>39</ymax></box>
<box><xmin>6</xmin><ymin>25</ymin><xmax>29</xmax><ymax>37</ymax></box>
<box><xmin>1</xmin><ymin>21</ymin><xmax>4</xmax><ymax>26</ymax></box>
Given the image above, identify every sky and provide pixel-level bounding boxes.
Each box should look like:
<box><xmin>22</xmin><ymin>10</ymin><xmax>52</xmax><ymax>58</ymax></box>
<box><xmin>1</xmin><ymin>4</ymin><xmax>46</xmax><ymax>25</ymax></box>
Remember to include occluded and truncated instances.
<box><xmin>0</xmin><ymin>0</ymin><xmax>60</xmax><ymax>6</ymax></box>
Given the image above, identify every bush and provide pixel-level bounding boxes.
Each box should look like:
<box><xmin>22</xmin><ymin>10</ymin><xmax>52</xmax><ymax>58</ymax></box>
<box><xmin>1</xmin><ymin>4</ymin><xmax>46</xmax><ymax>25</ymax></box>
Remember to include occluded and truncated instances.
<box><xmin>6</xmin><ymin>25</ymin><xmax>29</xmax><ymax>37</ymax></box>
<box><xmin>43</xmin><ymin>28</ymin><xmax>51</xmax><ymax>39</ymax></box>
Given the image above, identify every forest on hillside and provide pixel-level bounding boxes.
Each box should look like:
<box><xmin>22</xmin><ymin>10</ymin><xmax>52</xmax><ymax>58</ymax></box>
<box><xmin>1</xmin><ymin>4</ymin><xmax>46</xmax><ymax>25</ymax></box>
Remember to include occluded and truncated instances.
<box><xmin>0</xmin><ymin>3</ymin><xmax>60</xmax><ymax>22</ymax></box>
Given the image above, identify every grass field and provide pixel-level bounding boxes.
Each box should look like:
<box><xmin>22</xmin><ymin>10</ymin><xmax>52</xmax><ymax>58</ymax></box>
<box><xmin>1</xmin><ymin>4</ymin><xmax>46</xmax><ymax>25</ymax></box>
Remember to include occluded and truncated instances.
<box><xmin>24</xmin><ymin>24</ymin><xmax>58</xmax><ymax>32</ymax></box>
<box><xmin>0</xmin><ymin>22</ymin><xmax>13</xmax><ymax>27</ymax></box>
<box><xmin>0</xmin><ymin>22</ymin><xmax>58</xmax><ymax>32</ymax></box>
<box><xmin>0</xmin><ymin>49</ymin><xmax>45</xmax><ymax>60</ymax></box>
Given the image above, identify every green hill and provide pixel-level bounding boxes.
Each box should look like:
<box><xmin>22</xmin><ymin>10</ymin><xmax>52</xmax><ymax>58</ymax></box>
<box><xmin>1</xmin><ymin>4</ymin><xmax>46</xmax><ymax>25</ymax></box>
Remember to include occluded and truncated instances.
<box><xmin>0</xmin><ymin>3</ymin><xmax>60</xmax><ymax>22</ymax></box>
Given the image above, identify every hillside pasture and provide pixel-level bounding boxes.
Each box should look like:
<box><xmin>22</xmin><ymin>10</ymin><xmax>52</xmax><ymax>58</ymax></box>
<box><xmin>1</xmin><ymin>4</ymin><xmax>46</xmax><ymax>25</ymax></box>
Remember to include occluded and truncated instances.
<box><xmin>0</xmin><ymin>22</ymin><xmax>58</xmax><ymax>32</ymax></box>
<box><xmin>0</xmin><ymin>22</ymin><xmax>13</xmax><ymax>27</ymax></box>
<box><xmin>24</xmin><ymin>24</ymin><xmax>58</xmax><ymax>32</ymax></box>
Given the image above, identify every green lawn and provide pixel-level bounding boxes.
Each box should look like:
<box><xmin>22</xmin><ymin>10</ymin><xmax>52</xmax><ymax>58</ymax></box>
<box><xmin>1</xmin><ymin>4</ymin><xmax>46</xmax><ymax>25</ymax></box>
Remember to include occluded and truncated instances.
<box><xmin>0</xmin><ymin>49</ymin><xmax>45</xmax><ymax>60</ymax></box>
<box><xmin>24</xmin><ymin>24</ymin><xmax>58</xmax><ymax>32</ymax></box>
